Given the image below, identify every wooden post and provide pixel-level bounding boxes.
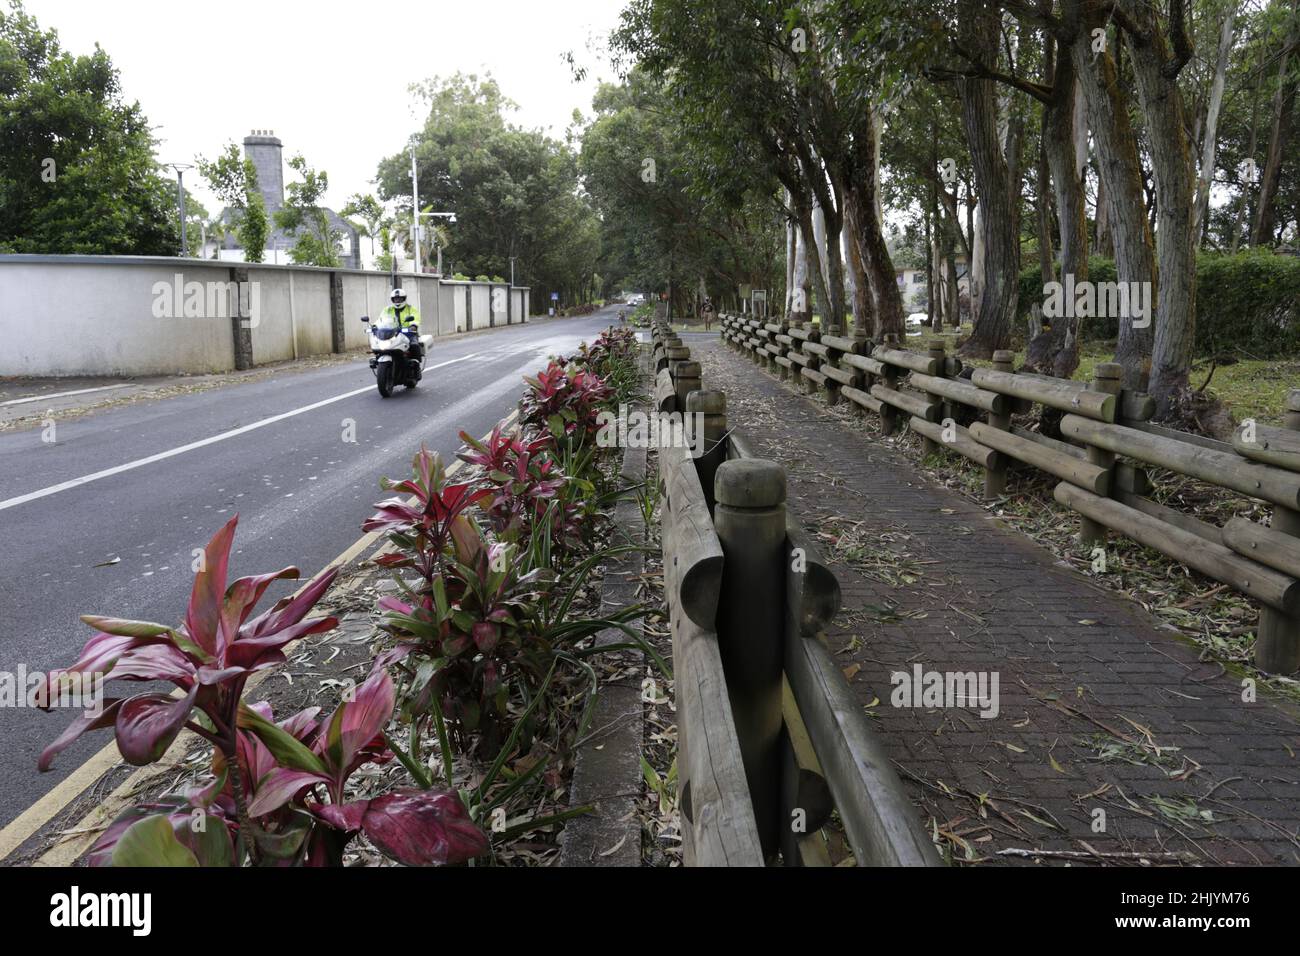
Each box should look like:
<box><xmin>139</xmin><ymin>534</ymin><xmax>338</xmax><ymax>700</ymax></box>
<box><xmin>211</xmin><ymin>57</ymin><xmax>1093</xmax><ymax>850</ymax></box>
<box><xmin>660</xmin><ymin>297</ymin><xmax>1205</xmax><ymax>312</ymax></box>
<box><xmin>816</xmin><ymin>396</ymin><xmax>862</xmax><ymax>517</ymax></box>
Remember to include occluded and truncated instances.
<box><xmin>982</xmin><ymin>349</ymin><xmax>1016</xmax><ymax>498</ymax></box>
<box><xmin>1079</xmin><ymin>362</ymin><xmax>1123</xmax><ymax>545</ymax></box>
<box><xmin>687</xmin><ymin>389</ymin><xmax>727</xmax><ymax>515</ymax></box>
<box><xmin>666</xmin><ymin>345</ymin><xmax>690</xmax><ymax>382</ymax></box>
<box><xmin>1257</xmin><ymin>389</ymin><xmax>1300</xmax><ymax>672</ymax></box>
<box><xmin>674</xmin><ymin>361</ymin><xmax>702</xmax><ymax>413</ymax></box>
<box><xmin>657</xmin><ymin>337</ymin><xmax>682</xmax><ymax>374</ymax></box>
<box><xmin>921</xmin><ymin>343</ymin><xmax>947</xmax><ymax>457</ymax></box>
<box><xmin>714</xmin><ymin>459</ymin><xmax>787</xmax><ymax>859</ymax></box>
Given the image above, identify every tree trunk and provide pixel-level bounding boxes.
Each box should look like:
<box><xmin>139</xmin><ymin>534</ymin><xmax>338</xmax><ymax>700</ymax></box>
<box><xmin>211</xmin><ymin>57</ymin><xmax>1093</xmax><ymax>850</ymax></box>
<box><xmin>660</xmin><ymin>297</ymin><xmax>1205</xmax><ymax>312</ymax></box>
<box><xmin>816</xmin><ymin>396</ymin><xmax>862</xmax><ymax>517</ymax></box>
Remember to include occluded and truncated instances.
<box><xmin>955</xmin><ymin>0</ymin><xmax>1019</xmax><ymax>359</ymax></box>
<box><xmin>927</xmin><ymin>158</ymin><xmax>939</xmax><ymax>332</ymax></box>
<box><xmin>1028</xmin><ymin>40</ymin><xmax>1087</xmax><ymax>380</ymax></box>
<box><xmin>1194</xmin><ymin>7</ymin><xmax>1237</xmax><ymax>242</ymax></box>
<box><xmin>843</xmin><ymin>197</ymin><xmax>874</xmax><ymax>337</ymax></box>
<box><xmin>1071</xmin><ymin>3</ymin><xmax>1153</xmax><ymax>388</ymax></box>
<box><xmin>1118</xmin><ymin>0</ymin><xmax>1198</xmax><ymax>414</ymax></box>
<box><xmin>796</xmin><ymin>202</ymin><xmax>831</xmax><ymax>330</ymax></box>
<box><xmin>940</xmin><ymin>209</ymin><xmax>960</xmax><ymax>329</ymax></box>
<box><xmin>1252</xmin><ymin>0</ymin><xmax>1300</xmax><ymax>247</ymax></box>
<box><xmin>1034</xmin><ymin>132</ymin><xmax>1054</xmax><ymax>345</ymax></box>
<box><xmin>849</xmin><ymin>183</ymin><xmax>905</xmax><ymax>342</ymax></box>
<box><xmin>810</xmin><ymin>189</ymin><xmax>835</xmax><ymax>325</ymax></box>
<box><xmin>1094</xmin><ymin>169</ymin><xmax>1112</xmax><ymax>257</ymax></box>
<box><xmin>784</xmin><ymin>192</ymin><xmax>796</xmax><ymax>315</ymax></box>
<box><xmin>824</xmin><ymin>222</ymin><xmax>847</xmax><ymax>335</ymax></box>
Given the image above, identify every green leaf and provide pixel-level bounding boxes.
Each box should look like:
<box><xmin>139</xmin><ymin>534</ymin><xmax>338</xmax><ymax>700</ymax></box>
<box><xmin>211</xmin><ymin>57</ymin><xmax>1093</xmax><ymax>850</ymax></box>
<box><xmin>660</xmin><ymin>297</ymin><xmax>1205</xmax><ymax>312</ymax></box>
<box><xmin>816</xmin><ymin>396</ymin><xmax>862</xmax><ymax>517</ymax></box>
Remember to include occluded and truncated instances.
<box><xmin>237</xmin><ymin>704</ymin><xmax>327</xmax><ymax>775</ymax></box>
<box><xmin>79</xmin><ymin>616</ymin><xmax>173</xmax><ymax>638</ymax></box>
<box><xmin>111</xmin><ymin>815</ymin><xmax>200</xmax><ymax>867</ymax></box>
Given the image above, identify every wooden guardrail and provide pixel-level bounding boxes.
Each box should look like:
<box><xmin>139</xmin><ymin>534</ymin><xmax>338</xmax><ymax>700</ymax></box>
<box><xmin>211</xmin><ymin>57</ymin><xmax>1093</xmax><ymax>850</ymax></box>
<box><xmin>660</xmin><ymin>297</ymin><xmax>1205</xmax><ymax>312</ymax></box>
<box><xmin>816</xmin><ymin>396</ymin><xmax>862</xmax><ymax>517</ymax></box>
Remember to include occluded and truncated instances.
<box><xmin>717</xmin><ymin>312</ymin><xmax>1300</xmax><ymax>674</ymax></box>
<box><xmin>651</xmin><ymin>318</ymin><xmax>941</xmax><ymax>867</ymax></box>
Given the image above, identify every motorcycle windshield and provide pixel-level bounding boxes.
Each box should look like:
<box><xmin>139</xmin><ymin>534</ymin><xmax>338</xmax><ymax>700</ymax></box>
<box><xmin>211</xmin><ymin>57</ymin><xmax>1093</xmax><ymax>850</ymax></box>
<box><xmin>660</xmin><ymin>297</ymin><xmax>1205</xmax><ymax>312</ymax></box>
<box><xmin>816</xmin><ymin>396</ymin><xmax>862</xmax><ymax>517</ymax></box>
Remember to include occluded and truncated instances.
<box><xmin>372</xmin><ymin>314</ymin><xmax>403</xmax><ymax>342</ymax></box>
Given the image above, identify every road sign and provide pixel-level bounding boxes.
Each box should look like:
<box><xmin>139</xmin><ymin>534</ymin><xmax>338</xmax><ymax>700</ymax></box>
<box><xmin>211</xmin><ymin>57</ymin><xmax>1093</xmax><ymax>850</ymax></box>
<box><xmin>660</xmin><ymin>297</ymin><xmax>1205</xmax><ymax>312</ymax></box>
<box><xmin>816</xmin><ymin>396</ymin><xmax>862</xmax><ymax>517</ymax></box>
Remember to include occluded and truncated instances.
<box><xmin>551</xmin><ymin>292</ymin><xmax>559</xmax><ymax>301</ymax></box>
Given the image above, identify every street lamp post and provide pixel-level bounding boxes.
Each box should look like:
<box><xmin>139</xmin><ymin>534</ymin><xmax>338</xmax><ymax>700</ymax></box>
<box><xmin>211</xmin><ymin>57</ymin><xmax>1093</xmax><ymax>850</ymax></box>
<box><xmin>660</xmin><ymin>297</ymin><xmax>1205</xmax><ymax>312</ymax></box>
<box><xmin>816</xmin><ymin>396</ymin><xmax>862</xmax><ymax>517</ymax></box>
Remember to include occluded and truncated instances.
<box><xmin>409</xmin><ymin>142</ymin><xmax>463</xmax><ymax>277</ymax></box>
<box><xmin>410</xmin><ymin>147</ymin><xmax>421</xmax><ymax>274</ymax></box>
<box><xmin>164</xmin><ymin>163</ymin><xmax>194</xmax><ymax>257</ymax></box>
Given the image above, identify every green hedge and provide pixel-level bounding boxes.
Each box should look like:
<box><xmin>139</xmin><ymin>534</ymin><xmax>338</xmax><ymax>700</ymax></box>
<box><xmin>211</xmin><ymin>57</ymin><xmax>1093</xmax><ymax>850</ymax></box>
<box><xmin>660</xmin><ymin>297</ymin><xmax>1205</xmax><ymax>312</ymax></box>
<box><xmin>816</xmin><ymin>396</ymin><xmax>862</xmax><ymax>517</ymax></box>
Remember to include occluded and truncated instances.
<box><xmin>1017</xmin><ymin>251</ymin><xmax>1300</xmax><ymax>357</ymax></box>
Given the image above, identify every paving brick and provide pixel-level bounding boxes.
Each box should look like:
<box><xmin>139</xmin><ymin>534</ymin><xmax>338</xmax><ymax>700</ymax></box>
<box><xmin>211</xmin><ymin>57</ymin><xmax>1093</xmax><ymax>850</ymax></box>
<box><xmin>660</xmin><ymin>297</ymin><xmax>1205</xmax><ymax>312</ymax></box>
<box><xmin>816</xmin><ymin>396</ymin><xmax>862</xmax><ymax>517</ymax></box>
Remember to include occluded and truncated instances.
<box><xmin>700</xmin><ymin>341</ymin><xmax>1300</xmax><ymax>867</ymax></box>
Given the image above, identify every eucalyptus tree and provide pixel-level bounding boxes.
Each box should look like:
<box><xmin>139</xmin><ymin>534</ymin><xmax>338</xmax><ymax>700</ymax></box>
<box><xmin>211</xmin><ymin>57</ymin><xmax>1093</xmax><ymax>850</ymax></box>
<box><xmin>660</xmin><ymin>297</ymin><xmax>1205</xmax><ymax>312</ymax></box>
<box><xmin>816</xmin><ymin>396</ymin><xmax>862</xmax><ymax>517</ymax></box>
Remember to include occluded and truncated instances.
<box><xmin>1252</xmin><ymin>0</ymin><xmax>1300</xmax><ymax>246</ymax></box>
<box><xmin>613</xmin><ymin>0</ymin><xmax>935</xmax><ymax>339</ymax></box>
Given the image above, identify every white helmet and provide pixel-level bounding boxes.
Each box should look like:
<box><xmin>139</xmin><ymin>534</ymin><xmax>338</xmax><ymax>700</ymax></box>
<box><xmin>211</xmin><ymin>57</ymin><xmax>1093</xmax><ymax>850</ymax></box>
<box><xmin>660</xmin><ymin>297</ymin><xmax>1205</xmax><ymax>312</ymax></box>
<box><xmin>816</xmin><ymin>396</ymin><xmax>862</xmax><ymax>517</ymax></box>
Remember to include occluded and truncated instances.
<box><xmin>390</xmin><ymin>288</ymin><xmax>407</xmax><ymax>306</ymax></box>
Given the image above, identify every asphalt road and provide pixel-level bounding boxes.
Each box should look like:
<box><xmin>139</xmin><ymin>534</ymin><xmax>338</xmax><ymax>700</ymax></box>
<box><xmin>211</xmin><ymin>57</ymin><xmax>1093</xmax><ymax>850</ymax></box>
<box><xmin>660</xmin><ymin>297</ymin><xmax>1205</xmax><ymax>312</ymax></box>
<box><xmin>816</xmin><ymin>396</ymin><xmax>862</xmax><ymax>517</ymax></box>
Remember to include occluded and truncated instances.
<box><xmin>0</xmin><ymin>307</ymin><xmax>623</xmax><ymax>827</ymax></box>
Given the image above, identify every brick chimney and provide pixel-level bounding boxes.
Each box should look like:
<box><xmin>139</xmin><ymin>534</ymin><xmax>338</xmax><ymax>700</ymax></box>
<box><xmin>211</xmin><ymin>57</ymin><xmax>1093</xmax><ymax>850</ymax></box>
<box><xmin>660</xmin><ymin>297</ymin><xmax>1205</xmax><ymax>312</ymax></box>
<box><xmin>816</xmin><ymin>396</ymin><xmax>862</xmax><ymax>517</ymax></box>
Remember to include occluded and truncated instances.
<box><xmin>242</xmin><ymin>129</ymin><xmax>284</xmax><ymax>213</ymax></box>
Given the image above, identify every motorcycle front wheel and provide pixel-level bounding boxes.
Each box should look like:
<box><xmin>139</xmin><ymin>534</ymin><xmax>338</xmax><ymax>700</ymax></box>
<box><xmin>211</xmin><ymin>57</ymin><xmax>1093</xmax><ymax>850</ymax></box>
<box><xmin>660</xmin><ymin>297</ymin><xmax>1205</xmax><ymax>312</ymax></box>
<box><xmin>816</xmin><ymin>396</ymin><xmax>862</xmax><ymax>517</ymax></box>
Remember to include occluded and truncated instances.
<box><xmin>376</xmin><ymin>362</ymin><xmax>394</xmax><ymax>398</ymax></box>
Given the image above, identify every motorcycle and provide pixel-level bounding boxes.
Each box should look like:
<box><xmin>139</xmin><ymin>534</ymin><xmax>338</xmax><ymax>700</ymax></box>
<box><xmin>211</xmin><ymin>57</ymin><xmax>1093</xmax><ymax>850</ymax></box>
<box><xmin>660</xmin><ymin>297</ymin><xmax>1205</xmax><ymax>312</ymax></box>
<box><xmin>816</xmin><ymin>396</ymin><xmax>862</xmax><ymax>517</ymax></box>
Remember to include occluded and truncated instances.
<box><xmin>360</xmin><ymin>313</ymin><xmax>432</xmax><ymax>397</ymax></box>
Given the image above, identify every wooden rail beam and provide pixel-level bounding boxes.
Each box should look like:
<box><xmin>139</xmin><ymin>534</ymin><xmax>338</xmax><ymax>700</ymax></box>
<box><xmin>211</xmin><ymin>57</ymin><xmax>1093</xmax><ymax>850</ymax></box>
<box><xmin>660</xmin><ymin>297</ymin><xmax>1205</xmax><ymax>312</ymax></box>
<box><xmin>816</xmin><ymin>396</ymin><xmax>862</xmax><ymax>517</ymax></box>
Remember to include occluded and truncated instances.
<box><xmin>970</xmin><ymin>422</ymin><xmax>1111</xmax><ymax>494</ymax></box>
<box><xmin>971</xmin><ymin>368</ymin><xmax>1117</xmax><ymax>422</ymax></box>
<box><xmin>1061</xmin><ymin>415</ymin><xmax>1300</xmax><ymax>511</ymax></box>
<box><xmin>1055</xmin><ymin>483</ymin><xmax>1300</xmax><ymax>613</ymax></box>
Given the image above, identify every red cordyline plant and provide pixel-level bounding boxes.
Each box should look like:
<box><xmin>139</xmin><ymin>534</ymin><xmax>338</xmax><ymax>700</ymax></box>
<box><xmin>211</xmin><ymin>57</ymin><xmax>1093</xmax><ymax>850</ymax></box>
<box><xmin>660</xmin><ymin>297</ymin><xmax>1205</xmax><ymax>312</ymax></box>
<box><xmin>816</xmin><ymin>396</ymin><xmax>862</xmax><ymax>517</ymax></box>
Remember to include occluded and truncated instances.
<box><xmin>457</xmin><ymin>423</ymin><xmax>567</xmax><ymax>540</ymax></box>
<box><xmin>572</xmin><ymin>327</ymin><xmax>637</xmax><ymax>378</ymax></box>
<box><xmin>363</xmin><ymin>446</ymin><xmax>539</xmax><ymax>755</ymax></box>
<box><xmin>374</xmin><ymin>515</ymin><xmax>553</xmax><ymax>757</ymax></box>
<box><xmin>520</xmin><ymin>361</ymin><xmax>614</xmax><ymax>447</ymax></box>
<box><xmin>363</xmin><ymin>445</ymin><xmax>492</xmax><ymax>591</ymax></box>
<box><xmin>38</xmin><ymin>515</ymin><xmax>485</xmax><ymax>867</ymax></box>
<box><xmin>82</xmin><ymin>669</ymin><xmax>486</xmax><ymax>867</ymax></box>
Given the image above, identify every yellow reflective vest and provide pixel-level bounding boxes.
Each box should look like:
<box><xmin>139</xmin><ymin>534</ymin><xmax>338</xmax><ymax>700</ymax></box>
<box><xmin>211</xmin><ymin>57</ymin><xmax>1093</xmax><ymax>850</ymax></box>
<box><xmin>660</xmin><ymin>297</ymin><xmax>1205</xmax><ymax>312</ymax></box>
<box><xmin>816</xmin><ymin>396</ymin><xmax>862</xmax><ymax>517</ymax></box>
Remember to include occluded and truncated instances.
<box><xmin>382</xmin><ymin>304</ymin><xmax>421</xmax><ymax>328</ymax></box>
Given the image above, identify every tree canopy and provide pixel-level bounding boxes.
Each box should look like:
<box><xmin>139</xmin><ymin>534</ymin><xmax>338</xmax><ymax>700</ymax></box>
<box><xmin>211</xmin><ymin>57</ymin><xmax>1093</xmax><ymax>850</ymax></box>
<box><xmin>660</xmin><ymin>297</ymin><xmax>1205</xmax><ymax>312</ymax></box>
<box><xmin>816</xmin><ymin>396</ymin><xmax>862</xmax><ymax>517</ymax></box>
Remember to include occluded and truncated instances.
<box><xmin>0</xmin><ymin>0</ymin><xmax>176</xmax><ymax>255</ymax></box>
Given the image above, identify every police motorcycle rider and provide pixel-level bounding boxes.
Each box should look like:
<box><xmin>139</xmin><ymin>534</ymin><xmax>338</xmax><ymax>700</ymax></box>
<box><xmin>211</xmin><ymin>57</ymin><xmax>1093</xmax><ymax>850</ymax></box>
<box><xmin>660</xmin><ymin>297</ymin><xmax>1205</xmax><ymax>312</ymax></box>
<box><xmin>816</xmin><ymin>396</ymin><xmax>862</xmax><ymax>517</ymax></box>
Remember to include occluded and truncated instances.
<box><xmin>382</xmin><ymin>288</ymin><xmax>423</xmax><ymax>362</ymax></box>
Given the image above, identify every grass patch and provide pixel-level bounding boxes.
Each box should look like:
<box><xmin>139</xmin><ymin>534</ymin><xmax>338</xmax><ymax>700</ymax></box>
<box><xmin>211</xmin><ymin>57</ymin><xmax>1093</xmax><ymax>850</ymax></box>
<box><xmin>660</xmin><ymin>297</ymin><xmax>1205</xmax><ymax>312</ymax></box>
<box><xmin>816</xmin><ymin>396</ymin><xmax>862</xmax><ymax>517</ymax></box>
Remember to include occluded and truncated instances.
<box><xmin>908</xmin><ymin>327</ymin><xmax>1291</xmax><ymax>424</ymax></box>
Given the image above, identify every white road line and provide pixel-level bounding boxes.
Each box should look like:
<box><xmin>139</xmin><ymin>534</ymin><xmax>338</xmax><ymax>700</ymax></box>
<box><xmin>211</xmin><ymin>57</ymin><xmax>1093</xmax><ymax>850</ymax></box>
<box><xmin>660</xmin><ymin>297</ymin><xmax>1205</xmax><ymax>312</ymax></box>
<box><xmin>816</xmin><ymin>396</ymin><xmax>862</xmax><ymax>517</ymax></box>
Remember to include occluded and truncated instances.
<box><xmin>0</xmin><ymin>384</ymin><xmax>133</xmax><ymax>407</ymax></box>
<box><xmin>0</xmin><ymin>351</ymin><xmax>479</xmax><ymax>514</ymax></box>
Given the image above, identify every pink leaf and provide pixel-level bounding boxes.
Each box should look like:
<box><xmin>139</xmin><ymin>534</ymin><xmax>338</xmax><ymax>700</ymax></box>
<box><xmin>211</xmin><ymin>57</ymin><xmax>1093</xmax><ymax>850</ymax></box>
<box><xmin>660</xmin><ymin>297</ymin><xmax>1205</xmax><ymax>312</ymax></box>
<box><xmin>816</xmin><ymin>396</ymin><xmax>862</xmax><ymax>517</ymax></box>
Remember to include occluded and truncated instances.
<box><xmin>185</xmin><ymin>517</ymin><xmax>238</xmax><ymax>658</ymax></box>
<box><xmin>361</xmin><ymin>789</ymin><xmax>487</xmax><ymax>866</ymax></box>
<box><xmin>38</xmin><ymin>699</ymin><xmax>125</xmax><ymax>771</ymax></box>
<box><xmin>247</xmin><ymin>767</ymin><xmax>328</xmax><ymax>817</ymax></box>
<box><xmin>114</xmin><ymin>687</ymin><xmax>198</xmax><ymax>765</ymax></box>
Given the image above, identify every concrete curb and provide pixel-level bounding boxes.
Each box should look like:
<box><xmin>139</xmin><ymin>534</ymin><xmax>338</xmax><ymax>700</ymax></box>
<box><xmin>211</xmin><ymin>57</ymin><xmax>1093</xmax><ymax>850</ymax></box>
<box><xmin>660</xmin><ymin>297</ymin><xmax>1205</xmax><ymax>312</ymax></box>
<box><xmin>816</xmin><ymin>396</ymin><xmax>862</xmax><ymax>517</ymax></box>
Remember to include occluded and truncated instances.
<box><xmin>558</xmin><ymin>428</ymin><xmax>648</xmax><ymax>867</ymax></box>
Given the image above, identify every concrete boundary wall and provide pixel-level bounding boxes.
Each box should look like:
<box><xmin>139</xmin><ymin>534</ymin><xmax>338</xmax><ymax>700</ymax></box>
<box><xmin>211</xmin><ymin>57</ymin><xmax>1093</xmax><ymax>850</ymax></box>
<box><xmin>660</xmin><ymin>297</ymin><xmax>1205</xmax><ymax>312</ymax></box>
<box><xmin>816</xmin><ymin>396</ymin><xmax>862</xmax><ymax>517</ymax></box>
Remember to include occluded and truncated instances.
<box><xmin>0</xmin><ymin>255</ymin><xmax>530</xmax><ymax>377</ymax></box>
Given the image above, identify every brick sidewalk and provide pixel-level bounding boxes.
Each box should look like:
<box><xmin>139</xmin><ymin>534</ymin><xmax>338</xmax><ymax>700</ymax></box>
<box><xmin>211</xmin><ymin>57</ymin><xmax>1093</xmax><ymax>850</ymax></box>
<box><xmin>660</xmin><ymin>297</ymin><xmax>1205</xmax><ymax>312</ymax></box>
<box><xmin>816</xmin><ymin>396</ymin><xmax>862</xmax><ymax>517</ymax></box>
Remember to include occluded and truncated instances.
<box><xmin>699</xmin><ymin>341</ymin><xmax>1300</xmax><ymax>866</ymax></box>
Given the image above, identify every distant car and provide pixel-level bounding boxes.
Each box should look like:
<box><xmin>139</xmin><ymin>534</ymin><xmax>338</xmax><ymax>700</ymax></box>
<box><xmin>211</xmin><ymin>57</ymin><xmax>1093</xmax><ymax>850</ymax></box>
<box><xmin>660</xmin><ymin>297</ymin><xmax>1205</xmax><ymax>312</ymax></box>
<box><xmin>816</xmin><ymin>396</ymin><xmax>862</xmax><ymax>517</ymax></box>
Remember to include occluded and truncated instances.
<box><xmin>905</xmin><ymin>312</ymin><xmax>927</xmax><ymax>327</ymax></box>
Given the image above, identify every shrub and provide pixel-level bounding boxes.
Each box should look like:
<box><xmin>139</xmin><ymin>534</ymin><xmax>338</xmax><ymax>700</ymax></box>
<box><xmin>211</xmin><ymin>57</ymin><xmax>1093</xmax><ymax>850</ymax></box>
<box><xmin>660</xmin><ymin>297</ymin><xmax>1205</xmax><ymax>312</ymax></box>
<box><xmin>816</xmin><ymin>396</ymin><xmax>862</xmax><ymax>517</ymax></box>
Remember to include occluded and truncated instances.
<box><xmin>457</xmin><ymin>423</ymin><xmax>566</xmax><ymax>541</ymax></box>
<box><xmin>1196</xmin><ymin>250</ymin><xmax>1300</xmax><ymax>358</ymax></box>
<box><xmin>38</xmin><ymin>516</ymin><xmax>484</xmax><ymax>866</ymax></box>
<box><xmin>1017</xmin><ymin>251</ymin><xmax>1300</xmax><ymax>357</ymax></box>
<box><xmin>520</xmin><ymin>361</ymin><xmax>614</xmax><ymax>447</ymax></box>
<box><xmin>1016</xmin><ymin>256</ymin><xmax>1120</xmax><ymax>341</ymax></box>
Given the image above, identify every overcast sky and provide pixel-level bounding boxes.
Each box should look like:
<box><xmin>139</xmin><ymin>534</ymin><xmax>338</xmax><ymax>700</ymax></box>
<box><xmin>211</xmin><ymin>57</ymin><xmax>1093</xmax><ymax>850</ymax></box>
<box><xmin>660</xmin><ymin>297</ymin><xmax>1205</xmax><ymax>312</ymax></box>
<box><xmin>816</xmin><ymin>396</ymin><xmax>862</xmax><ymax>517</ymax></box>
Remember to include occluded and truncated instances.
<box><xmin>24</xmin><ymin>0</ymin><xmax>624</xmax><ymax>215</ymax></box>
